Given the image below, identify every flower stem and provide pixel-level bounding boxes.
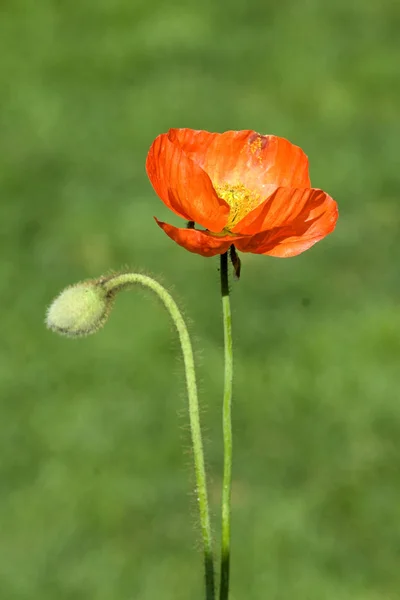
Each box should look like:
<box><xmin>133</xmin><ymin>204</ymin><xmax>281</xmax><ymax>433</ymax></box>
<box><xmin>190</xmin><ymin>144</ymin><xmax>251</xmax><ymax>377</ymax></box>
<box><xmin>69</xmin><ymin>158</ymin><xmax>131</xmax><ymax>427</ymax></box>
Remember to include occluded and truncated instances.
<box><xmin>219</xmin><ymin>253</ymin><xmax>233</xmax><ymax>600</ymax></box>
<box><xmin>101</xmin><ymin>273</ymin><xmax>215</xmax><ymax>600</ymax></box>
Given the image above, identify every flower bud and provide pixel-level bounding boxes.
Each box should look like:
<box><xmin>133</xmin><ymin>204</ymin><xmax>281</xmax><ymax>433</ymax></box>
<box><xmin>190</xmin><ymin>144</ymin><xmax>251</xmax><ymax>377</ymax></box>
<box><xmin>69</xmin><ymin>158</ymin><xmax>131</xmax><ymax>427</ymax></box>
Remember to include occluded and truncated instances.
<box><xmin>46</xmin><ymin>280</ymin><xmax>112</xmax><ymax>337</ymax></box>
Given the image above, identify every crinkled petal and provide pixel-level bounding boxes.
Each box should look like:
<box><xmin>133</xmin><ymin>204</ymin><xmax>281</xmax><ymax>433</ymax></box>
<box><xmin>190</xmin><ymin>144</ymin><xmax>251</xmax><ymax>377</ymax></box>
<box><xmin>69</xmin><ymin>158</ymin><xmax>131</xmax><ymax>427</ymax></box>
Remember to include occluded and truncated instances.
<box><xmin>168</xmin><ymin>129</ymin><xmax>310</xmax><ymax>196</ymax></box>
<box><xmin>155</xmin><ymin>218</ymin><xmax>243</xmax><ymax>258</ymax></box>
<box><xmin>232</xmin><ymin>188</ymin><xmax>328</xmax><ymax>234</ymax></box>
<box><xmin>235</xmin><ymin>192</ymin><xmax>338</xmax><ymax>257</ymax></box>
<box><xmin>146</xmin><ymin>133</ymin><xmax>229</xmax><ymax>231</ymax></box>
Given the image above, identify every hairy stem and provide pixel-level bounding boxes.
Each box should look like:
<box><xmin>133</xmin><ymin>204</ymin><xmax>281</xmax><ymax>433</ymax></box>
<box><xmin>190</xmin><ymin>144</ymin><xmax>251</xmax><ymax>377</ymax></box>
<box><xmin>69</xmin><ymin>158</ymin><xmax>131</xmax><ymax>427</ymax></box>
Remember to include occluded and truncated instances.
<box><xmin>219</xmin><ymin>253</ymin><xmax>233</xmax><ymax>600</ymax></box>
<box><xmin>101</xmin><ymin>273</ymin><xmax>215</xmax><ymax>599</ymax></box>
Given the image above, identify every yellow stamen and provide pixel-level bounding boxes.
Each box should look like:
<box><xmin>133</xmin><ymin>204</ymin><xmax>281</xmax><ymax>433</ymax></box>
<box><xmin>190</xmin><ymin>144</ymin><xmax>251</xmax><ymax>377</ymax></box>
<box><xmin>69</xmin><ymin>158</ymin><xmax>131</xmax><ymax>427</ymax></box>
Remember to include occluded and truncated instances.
<box><xmin>215</xmin><ymin>182</ymin><xmax>260</xmax><ymax>229</ymax></box>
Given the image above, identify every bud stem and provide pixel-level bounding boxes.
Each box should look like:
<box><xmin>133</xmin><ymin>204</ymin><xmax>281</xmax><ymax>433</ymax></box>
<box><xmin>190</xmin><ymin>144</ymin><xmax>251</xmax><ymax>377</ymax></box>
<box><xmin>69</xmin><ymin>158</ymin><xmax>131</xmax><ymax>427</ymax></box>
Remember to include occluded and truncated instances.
<box><xmin>101</xmin><ymin>273</ymin><xmax>215</xmax><ymax>600</ymax></box>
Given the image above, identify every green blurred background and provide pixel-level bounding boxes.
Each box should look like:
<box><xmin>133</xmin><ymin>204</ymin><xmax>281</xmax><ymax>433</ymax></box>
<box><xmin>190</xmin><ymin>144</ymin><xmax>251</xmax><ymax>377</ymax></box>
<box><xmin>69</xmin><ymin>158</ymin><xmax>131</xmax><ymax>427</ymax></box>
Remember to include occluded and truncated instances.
<box><xmin>1</xmin><ymin>1</ymin><xmax>399</xmax><ymax>598</ymax></box>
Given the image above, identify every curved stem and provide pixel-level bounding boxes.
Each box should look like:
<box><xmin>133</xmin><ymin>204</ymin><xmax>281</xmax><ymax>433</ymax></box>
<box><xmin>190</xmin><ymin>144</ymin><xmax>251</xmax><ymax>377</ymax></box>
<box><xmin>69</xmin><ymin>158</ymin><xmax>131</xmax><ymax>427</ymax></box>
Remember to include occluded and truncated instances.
<box><xmin>219</xmin><ymin>253</ymin><xmax>233</xmax><ymax>600</ymax></box>
<box><xmin>101</xmin><ymin>273</ymin><xmax>215</xmax><ymax>600</ymax></box>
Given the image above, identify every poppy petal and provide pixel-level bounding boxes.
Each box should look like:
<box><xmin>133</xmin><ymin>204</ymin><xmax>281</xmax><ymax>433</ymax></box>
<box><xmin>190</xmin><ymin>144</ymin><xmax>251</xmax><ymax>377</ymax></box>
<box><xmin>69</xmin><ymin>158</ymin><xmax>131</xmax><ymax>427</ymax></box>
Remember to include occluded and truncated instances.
<box><xmin>146</xmin><ymin>134</ymin><xmax>229</xmax><ymax>231</ymax></box>
<box><xmin>168</xmin><ymin>129</ymin><xmax>310</xmax><ymax>196</ymax></box>
<box><xmin>155</xmin><ymin>218</ymin><xmax>242</xmax><ymax>258</ymax></box>
<box><xmin>232</xmin><ymin>187</ymin><xmax>328</xmax><ymax>235</ymax></box>
<box><xmin>235</xmin><ymin>192</ymin><xmax>338</xmax><ymax>257</ymax></box>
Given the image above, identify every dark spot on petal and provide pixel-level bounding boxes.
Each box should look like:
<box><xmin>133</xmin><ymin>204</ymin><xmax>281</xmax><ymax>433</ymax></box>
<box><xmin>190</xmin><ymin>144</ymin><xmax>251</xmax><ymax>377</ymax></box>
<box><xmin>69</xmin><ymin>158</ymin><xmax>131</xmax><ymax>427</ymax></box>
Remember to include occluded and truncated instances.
<box><xmin>248</xmin><ymin>132</ymin><xmax>268</xmax><ymax>152</ymax></box>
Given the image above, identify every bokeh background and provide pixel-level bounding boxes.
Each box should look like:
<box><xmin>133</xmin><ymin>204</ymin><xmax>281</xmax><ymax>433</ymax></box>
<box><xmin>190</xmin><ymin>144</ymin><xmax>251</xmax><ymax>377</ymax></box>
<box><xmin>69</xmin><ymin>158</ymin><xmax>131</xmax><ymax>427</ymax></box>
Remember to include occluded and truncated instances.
<box><xmin>1</xmin><ymin>1</ymin><xmax>399</xmax><ymax>598</ymax></box>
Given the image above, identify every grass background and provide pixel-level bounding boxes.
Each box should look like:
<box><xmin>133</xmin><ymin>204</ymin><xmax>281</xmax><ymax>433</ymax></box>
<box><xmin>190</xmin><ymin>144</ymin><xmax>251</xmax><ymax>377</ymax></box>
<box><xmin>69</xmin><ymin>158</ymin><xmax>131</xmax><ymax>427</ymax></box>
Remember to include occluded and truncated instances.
<box><xmin>1</xmin><ymin>0</ymin><xmax>399</xmax><ymax>598</ymax></box>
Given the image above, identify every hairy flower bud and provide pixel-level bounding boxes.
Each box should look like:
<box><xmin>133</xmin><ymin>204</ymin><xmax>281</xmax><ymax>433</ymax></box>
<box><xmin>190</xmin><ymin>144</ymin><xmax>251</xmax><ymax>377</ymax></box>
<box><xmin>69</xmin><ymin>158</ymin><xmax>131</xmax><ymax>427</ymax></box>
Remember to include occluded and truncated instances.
<box><xmin>46</xmin><ymin>280</ymin><xmax>112</xmax><ymax>337</ymax></box>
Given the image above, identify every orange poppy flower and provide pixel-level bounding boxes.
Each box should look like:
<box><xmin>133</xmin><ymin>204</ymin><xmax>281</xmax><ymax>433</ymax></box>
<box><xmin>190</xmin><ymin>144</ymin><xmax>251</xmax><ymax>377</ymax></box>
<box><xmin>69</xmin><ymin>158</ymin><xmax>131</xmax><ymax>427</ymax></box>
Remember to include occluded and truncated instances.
<box><xmin>146</xmin><ymin>129</ymin><xmax>338</xmax><ymax>258</ymax></box>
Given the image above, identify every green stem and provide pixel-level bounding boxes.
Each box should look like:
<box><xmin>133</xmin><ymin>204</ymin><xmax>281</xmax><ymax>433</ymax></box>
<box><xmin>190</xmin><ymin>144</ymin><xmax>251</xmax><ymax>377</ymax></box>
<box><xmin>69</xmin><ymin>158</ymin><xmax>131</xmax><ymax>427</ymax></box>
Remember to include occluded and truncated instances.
<box><xmin>219</xmin><ymin>253</ymin><xmax>233</xmax><ymax>600</ymax></box>
<box><xmin>102</xmin><ymin>273</ymin><xmax>215</xmax><ymax>600</ymax></box>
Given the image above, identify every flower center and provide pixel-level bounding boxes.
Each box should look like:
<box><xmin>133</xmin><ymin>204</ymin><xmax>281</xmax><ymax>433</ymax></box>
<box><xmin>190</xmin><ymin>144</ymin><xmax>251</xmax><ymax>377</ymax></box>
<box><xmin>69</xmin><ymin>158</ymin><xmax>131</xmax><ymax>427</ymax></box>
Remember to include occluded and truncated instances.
<box><xmin>214</xmin><ymin>182</ymin><xmax>260</xmax><ymax>230</ymax></box>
